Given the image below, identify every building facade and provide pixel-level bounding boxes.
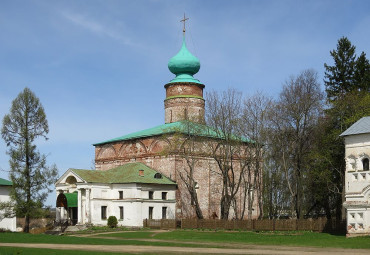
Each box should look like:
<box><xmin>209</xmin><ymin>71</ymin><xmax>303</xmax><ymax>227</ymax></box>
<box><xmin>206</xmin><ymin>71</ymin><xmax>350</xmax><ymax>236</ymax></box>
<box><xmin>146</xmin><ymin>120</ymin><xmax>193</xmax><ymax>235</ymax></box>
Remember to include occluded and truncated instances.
<box><xmin>55</xmin><ymin>163</ymin><xmax>176</xmax><ymax>227</ymax></box>
<box><xmin>93</xmin><ymin>35</ymin><xmax>261</xmax><ymax>220</ymax></box>
<box><xmin>341</xmin><ymin>117</ymin><xmax>370</xmax><ymax>236</ymax></box>
<box><xmin>0</xmin><ymin>177</ymin><xmax>16</xmax><ymax>231</ymax></box>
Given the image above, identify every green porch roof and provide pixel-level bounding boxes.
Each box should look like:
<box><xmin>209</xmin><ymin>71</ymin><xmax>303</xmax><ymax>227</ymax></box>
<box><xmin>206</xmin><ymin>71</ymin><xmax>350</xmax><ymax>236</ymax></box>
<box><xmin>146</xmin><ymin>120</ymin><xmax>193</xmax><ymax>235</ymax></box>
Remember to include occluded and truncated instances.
<box><xmin>64</xmin><ymin>192</ymin><xmax>78</xmax><ymax>207</ymax></box>
<box><xmin>71</xmin><ymin>162</ymin><xmax>176</xmax><ymax>185</ymax></box>
<box><xmin>93</xmin><ymin>121</ymin><xmax>248</xmax><ymax>146</ymax></box>
<box><xmin>0</xmin><ymin>177</ymin><xmax>12</xmax><ymax>186</ymax></box>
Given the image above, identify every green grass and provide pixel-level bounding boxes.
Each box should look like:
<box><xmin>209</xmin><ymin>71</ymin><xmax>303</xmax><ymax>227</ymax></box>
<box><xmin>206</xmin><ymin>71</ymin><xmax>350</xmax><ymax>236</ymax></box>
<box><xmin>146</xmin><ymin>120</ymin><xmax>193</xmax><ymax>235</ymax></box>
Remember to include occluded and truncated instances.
<box><xmin>0</xmin><ymin>247</ymin><xmax>165</xmax><ymax>255</ymax></box>
<box><xmin>99</xmin><ymin>230</ymin><xmax>370</xmax><ymax>249</ymax></box>
<box><xmin>0</xmin><ymin>232</ymin><xmax>217</xmax><ymax>249</ymax></box>
<box><xmin>2</xmin><ymin>230</ymin><xmax>370</xmax><ymax>251</ymax></box>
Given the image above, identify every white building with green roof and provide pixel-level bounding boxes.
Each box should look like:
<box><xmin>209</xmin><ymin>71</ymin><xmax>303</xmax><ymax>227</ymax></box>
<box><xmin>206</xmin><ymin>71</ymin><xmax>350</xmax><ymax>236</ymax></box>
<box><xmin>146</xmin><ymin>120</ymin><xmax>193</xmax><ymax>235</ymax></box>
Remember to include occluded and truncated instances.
<box><xmin>0</xmin><ymin>177</ymin><xmax>16</xmax><ymax>231</ymax></box>
<box><xmin>55</xmin><ymin>163</ymin><xmax>176</xmax><ymax>227</ymax></box>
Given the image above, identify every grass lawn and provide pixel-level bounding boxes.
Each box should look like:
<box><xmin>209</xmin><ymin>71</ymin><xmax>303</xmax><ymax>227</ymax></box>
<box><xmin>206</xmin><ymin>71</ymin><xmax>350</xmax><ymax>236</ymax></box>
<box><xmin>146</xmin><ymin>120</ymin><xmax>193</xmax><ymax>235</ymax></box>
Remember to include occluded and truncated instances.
<box><xmin>98</xmin><ymin>230</ymin><xmax>370</xmax><ymax>249</ymax></box>
<box><xmin>0</xmin><ymin>232</ymin><xmax>219</xmax><ymax>249</ymax></box>
<box><xmin>0</xmin><ymin>247</ymin><xmax>150</xmax><ymax>255</ymax></box>
<box><xmin>1</xmin><ymin>230</ymin><xmax>370</xmax><ymax>251</ymax></box>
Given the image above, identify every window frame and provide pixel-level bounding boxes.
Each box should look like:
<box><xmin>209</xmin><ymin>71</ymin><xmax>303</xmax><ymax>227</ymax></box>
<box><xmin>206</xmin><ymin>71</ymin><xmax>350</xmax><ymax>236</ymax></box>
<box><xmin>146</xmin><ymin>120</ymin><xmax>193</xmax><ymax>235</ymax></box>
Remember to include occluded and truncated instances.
<box><xmin>162</xmin><ymin>192</ymin><xmax>167</xmax><ymax>200</ymax></box>
<box><xmin>363</xmin><ymin>158</ymin><xmax>369</xmax><ymax>171</ymax></box>
<box><xmin>149</xmin><ymin>206</ymin><xmax>154</xmax><ymax>219</ymax></box>
<box><xmin>162</xmin><ymin>207</ymin><xmax>167</xmax><ymax>219</ymax></box>
<box><xmin>101</xmin><ymin>206</ymin><xmax>107</xmax><ymax>220</ymax></box>
<box><xmin>119</xmin><ymin>206</ymin><xmax>124</xmax><ymax>220</ymax></box>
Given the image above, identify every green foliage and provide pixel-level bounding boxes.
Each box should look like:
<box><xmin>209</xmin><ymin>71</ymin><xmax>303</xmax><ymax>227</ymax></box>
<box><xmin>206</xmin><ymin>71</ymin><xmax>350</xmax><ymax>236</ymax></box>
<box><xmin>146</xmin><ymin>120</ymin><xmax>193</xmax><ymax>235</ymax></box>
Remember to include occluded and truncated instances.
<box><xmin>107</xmin><ymin>216</ymin><xmax>118</xmax><ymax>228</ymax></box>
<box><xmin>1</xmin><ymin>87</ymin><xmax>58</xmax><ymax>233</ymax></box>
<box><xmin>324</xmin><ymin>36</ymin><xmax>370</xmax><ymax>102</ymax></box>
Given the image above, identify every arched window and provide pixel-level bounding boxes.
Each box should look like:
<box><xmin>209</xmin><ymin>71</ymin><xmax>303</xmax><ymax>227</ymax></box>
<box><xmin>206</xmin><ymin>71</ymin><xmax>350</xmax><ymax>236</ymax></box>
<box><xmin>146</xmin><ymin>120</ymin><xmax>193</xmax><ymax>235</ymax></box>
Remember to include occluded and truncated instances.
<box><xmin>363</xmin><ymin>158</ymin><xmax>369</xmax><ymax>171</ymax></box>
<box><xmin>66</xmin><ymin>176</ymin><xmax>77</xmax><ymax>185</ymax></box>
<box><xmin>154</xmin><ymin>173</ymin><xmax>162</xmax><ymax>179</ymax></box>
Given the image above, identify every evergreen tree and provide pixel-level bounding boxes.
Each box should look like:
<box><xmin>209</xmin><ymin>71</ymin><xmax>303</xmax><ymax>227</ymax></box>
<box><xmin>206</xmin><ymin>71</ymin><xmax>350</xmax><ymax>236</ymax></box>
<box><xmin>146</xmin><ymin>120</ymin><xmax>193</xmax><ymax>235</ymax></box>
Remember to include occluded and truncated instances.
<box><xmin>1</xmin><ymin>87</ymin><xmax>57</xmax><ymax>233</ymax></box>
<box><xmin>354</xmin><ymin>52</ymin><xmax>370</xmax><ymax>92</ymax></box>
<box><xmin>324</xmin><ymin>37</ymin><xmax>356</xmax><ymax>102</ymax></box>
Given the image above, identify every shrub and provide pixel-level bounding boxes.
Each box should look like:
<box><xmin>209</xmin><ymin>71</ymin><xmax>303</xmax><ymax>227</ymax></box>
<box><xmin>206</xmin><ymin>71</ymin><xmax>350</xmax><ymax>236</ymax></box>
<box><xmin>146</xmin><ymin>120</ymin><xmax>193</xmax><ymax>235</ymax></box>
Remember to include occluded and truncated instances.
<box><xmin>107</xmin><ymin>216</ymin><xmax>118</xmax><ymax>228</ymax></box>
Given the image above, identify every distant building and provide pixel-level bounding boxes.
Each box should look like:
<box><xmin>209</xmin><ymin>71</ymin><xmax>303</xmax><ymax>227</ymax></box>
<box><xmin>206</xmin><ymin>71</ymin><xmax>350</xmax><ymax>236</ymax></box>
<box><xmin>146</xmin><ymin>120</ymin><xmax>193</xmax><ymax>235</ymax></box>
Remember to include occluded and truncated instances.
<box><xmin>341</xmin><ymin>117</ymin><xmax>370</xmax><ymax>236</ymax></box>
<box><xmin>0</xmin><ymin>177</ymin><xmax>16</xmax><ymax>231</ymax></box>
<box><xmin>55</xmin><ymin>163</ymin><xmax>176</xmax><ymax>227</ymax></box>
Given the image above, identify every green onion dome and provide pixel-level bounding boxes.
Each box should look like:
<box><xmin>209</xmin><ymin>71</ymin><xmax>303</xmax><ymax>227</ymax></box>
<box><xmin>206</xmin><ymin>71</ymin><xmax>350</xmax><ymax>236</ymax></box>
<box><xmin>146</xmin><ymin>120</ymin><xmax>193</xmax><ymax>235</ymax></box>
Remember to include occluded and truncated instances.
<box><xmin>168</xmin><ymin>37</ymin><xmax>201</xmax><ymax>84</ymax></box>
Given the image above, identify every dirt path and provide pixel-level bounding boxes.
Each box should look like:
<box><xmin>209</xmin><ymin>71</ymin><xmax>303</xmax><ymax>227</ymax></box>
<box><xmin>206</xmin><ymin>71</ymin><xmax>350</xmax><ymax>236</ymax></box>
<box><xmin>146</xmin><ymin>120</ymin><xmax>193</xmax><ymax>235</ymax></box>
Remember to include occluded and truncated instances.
<box><xmin>1</xmin><ymin>242</ymin><xmax>369</xmax><ymax>255</ymax></box>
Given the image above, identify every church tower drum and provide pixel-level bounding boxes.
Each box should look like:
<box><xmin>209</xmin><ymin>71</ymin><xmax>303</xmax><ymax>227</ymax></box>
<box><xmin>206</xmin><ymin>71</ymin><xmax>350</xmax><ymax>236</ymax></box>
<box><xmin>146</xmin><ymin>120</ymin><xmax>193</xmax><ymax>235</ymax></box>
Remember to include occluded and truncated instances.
<box><xmin>164</xmin><ymin>35</ymin><xmax>205</xmax><ymax>124</ymax></box>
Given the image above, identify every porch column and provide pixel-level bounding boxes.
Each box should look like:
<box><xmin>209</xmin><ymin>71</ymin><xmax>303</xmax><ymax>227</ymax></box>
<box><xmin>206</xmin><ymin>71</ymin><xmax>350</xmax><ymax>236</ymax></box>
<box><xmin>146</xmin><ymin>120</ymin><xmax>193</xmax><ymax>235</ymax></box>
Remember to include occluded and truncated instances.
<box><xmin>77</xmin><ymin>189</ymin><xmax>82</xmax><ymax>224</ymax></box>
<box><xmin>86</xmin><ymin>188</ymin><xmax>91</xmax><ymax>223</ymax></box>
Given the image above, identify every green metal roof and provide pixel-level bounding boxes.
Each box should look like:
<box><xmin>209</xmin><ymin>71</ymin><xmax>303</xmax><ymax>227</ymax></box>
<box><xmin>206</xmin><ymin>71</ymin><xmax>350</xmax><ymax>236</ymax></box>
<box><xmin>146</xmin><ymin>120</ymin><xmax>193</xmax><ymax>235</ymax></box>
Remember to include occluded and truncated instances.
<box><xmin>64</xmin><ymin>192</ymin><xmax>78</xmax><ymax>207</ymax></box>
<box><xmin>94</xmin><ymin>120</ymin><xmax>241</xmax><ymax>146</ymax></box>
<box><xmin>71</xmin><ymin>162</ymin><xmax>176</xmax><ymax>185</ymax></box>
<box><xmin>0</xmin><ymin>177</ymin><xmax>12</xmax><ymax>186</ymax></box>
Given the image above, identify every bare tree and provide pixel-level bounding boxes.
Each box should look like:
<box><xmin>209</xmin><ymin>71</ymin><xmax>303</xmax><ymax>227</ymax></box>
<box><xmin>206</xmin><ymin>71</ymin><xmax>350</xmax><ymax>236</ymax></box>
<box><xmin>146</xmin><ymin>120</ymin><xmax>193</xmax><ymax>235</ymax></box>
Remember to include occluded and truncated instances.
<box><xmin>268</xmin><ymin>69</ymin><xmax>324</xmax><ymax>219</ymax></box>
<box><xmin>241</xmin><ymin>92</ymin><xmax>272</xmax><ymax>219</ymax></box>
<box><xmin>206</xmin><ymin>88</ymin><xmax>250</xmax><ymax>219</ymax></box>
<box><xmin>161</xmin><ymin>119</ymin><xmax>204</xmax><ymax>219</ymax></box>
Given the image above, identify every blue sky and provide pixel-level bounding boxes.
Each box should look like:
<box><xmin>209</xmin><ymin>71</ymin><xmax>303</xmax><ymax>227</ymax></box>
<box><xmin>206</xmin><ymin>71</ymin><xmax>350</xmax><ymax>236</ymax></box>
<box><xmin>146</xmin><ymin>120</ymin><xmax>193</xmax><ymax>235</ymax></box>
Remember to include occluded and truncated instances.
<box><xmin>1</xmin><ymin>0</ymin><xmax>370</xmax><ymax>206</ymax></box>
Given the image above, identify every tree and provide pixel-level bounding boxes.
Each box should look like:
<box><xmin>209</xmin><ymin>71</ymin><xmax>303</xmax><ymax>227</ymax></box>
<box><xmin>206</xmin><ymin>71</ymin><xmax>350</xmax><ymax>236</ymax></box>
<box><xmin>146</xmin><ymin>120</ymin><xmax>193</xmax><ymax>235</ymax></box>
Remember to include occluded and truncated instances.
<box><xmin>241</xmin><ymin>92</ymin><xmax>272</xmax><ymax>219</ymax></box>
<box><xmin>162</xmin><ymin>119</ymin><xmax>204</xmax><ymax>219</ymax></box>
<box><xmin>1</xmin><ymin>87</ymin><xmax>58</xmax><ymax>233</ymax></box>
<box><xmin>324</xmin><ymin>36</ymin><xmax>370</xmax><ymax>102</ymax></box>
<box><xmin>323</xmin><ymin>37</ymin><xmax>370</xmax><ymax>219</ymax></box>
<box><xmin>206</xmin><ymin>88</ymin><xmax>254</xmax><ymax>219</ymax></box>
<box><xmin>269</xmin><ymin>69</ymin><xmax>324</xmax><ymax>219</ymax></box>
<box><xmin>324</xmin><ymin>37</ymin><xmax>357</xmax><ymax>102</ymax></box>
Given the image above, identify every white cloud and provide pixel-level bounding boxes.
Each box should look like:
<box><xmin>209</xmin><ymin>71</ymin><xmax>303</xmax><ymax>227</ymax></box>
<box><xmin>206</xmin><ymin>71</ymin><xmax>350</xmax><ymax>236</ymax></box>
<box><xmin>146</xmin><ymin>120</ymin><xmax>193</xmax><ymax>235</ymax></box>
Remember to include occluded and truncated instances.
<box><xmin>60</xmin><ymin>10</ymin><xmax>137</xmax><ymax>47</ymax></box>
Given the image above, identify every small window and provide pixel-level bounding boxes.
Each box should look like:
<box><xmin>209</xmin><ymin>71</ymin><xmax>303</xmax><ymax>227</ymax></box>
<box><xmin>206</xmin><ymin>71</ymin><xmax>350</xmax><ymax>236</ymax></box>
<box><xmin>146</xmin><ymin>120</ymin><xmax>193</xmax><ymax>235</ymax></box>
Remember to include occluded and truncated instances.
<box><xmin>149</xmin><ymin>191</ymin><xmax>154</xmax><ymax>200</ymax></box>
<box><xmin>139</xmin><ymin>170</ymin><xmax>144</xmax><ymax>176</ymax></box>
<box><xmin>162</xmin><ymin>192</ymin><xmax>167</xmax><ymax>200</ymax></box>
<box><xmin>149</xmin><ymin>207</ymin><xmax>153</xmax><ymax>219</ymax></box>
<box><xmin>119</xmin><ymin>191</ymin><xmax>123</xmax><ymax>199</ymax></box>
<box><xmin>162</xmin><ymin>207</ymin><xmax>167</xmax><ymax>219</ymax></box>
<box><xmin>363</xmin><ymin>158</ymin><xmax>369</xmax><ymax>171</ymax></box>
<box><xmin>154</xmin><ymin>173</ymin><xmax>162</xmax><ymax>179</ymax></box>
<box><xmin>119</xmin><ymin>206</ymin><xmax>124</xmax><ymax>220</ymax></box>
<box><xmin>101</xmin><ymin>206</ymin><xmax>107</xmax><ymax>219</ymax></box>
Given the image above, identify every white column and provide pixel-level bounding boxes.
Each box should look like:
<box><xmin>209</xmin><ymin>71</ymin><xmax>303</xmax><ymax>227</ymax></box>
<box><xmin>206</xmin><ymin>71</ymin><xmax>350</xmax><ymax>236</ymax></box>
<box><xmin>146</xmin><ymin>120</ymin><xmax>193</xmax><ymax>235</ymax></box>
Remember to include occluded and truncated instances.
<box><xmin>86</xmin><ymin>188</ymin><xmax>90</xmax><ymax>224</ymax></box>
<box><xmin>77</xmin><ymin>189</ymin><xmax>82</xmax><ymax>224</ymax></box>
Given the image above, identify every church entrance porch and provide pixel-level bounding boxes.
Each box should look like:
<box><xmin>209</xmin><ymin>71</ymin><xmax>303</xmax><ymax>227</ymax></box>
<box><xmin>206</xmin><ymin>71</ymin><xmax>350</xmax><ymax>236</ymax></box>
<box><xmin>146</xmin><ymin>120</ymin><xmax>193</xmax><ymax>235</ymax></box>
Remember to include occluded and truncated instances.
<box><xmin>56</xmin><ymin>192</ymin><xmax>78</xmax><ymax>226</ymax></box>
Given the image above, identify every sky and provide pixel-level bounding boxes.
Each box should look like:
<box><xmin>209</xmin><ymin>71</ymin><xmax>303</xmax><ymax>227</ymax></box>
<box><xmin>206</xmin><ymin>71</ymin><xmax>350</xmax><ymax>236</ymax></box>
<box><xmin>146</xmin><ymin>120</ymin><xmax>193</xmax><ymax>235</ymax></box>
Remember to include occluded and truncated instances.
<box><xmin>1</xmin><ymin>0</ymin><xmax>370</xmax><ymax>207</ymax></box>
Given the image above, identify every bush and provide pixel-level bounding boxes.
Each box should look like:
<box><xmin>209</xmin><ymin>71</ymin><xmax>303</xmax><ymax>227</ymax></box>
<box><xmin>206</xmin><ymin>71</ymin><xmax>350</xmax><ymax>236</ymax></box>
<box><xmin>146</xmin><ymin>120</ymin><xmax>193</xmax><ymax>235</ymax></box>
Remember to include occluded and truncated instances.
<box><xmin>107</xmin><ymin>216</ymin><xmax>118</xmax><ymax>228</ymax></box>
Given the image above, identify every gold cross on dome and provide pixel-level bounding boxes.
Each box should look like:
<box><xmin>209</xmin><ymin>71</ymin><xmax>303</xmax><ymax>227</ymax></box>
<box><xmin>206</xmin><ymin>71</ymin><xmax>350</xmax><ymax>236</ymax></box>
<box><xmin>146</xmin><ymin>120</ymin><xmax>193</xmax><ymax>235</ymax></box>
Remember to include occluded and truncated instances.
<box><xmin>180</xmin><ymin>13</ymin><xmax>189</xmax><ymax>35</ymax></box>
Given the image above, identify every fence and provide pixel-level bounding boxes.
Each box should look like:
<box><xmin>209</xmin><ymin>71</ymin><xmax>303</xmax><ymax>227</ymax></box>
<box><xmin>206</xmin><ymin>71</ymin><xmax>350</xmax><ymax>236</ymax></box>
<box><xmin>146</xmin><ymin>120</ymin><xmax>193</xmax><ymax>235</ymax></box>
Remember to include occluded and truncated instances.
<box><xmin>143</xmin><ymin>218</ymin><xmax>346</xmax><ymax>233</ymax></box>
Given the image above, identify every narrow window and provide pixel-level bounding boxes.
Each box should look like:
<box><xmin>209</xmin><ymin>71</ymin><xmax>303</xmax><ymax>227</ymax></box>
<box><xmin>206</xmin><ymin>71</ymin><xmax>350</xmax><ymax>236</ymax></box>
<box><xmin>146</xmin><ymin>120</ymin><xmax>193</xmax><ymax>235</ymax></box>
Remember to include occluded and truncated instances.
<box><xmin>119</xmin><ymin>191</ymin><xmax>123</xmax><ymax>199</ymax></box>
<box><xmin>149</xmin><ymin>191</ymin><xmax>154</xmax><ymax>199</ymax></box>
<box><xmin>149</xmin><ymin>207</ymin><xmax>153</xmax><ymax>219</ymax></box>
<box><xmin>162</xmin><ymin>192</ymin><xmax>167</xmax><ymax>200</ymax></box>
<box><xmin>139</xmin><ymin>170</ymin><xmax>144</xmax><ymax>176</ymax></box>
<box><xmin>119</xmin><ymin>206</ymin><xmax>124</xmax><ymax>220</ymax></box>
<box><xmin>363</xmin><ymin>158</ymin><xmax>369</xmax><ymax>171</ymax></box>
<box><xmin>162</xmin><ymin>207</ymin><xmax>167</xmax><ymax>219</ymax></box>
<box><xmin>101</xmin><ymin>206</ymin><xmax>107</xmax><ymax>219</ymax></box>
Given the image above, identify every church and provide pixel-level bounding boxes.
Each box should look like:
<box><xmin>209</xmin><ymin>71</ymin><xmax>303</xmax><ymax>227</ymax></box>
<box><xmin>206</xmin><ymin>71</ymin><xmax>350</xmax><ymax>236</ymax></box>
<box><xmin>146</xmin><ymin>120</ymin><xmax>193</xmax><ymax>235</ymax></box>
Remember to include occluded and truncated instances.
<box><xmin>56</xmin><ymin>21</ymin><xmax>261</xmax><ymax>227</ymax></box>
<box><xmin>342</xmin><ymin>117</ymin><xmax>370</xmax><ymax>236</ymax></box>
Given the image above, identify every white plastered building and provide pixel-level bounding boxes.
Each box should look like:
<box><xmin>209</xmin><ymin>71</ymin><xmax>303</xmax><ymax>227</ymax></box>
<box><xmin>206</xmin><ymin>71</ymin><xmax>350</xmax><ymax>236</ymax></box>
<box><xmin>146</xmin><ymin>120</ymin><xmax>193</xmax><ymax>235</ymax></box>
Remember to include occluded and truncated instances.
<box><xmin>341</xmin><ymin>117</ymin><xmax>370</xmax><ymax>236</ymax></box>
<box><xmin>55</xmin><ymin>162</ymin><xmax>176</xmax><ymax>227</ymax></box>
<box><xmin>0</xmin><ymin>177</ymin><xmax>16</xmax><ymax>232</ymax></box>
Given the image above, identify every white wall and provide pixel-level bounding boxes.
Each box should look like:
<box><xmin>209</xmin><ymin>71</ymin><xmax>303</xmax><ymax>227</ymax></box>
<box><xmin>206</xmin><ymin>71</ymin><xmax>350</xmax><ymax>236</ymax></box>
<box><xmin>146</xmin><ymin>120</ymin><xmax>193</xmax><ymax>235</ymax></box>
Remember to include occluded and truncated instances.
<box><xmin>344</xmin><ymin>133</ymin><xmax>370</xmax><ymax>235</ymax></box>
<box><xmin>0</xmin><ymin>185</ymin><xmax>16</xmax><ymax>232</ymax></box>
